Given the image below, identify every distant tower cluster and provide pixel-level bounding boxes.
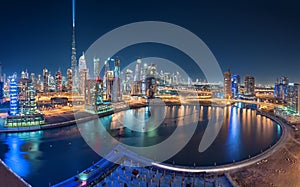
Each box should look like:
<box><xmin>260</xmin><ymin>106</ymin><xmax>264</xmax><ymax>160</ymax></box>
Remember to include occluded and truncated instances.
<box><xmin>102</xmin><ymin>58</ymin><xmax>122</xmax><ymax>102</ymax></box>
<box><xmin>130</xmin><ymin>59</ymin><xmax>158</xmax><ymax>98</ymax></box>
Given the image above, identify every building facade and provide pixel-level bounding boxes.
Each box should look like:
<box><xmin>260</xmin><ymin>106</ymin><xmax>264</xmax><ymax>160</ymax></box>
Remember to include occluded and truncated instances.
<box><xmin>223</xmin><ymin>70</ymin><xmax>232</xmax><ymax>99</ymax></box>
<box><xmin>244</xmin><ymin>75</ymin><xmax>255</xmax><ymax>96</ymax></box>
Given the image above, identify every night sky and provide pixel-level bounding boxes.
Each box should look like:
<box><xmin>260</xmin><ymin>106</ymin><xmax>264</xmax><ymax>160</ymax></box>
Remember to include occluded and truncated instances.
<box><xmin>0</xmin><ymin>0</ymin><xmax>299</xmax><ymax>84</ymax></box>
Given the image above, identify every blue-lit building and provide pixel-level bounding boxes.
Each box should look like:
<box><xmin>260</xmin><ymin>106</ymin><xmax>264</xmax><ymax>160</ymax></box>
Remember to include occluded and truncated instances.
<box><xmin>0</xmin><ymin>81</ymin><xmax>4</xmax><ymax>104</ymax></box>
<box><xmin>274</xmin><ymin>76</ymin><xmax>289</xmax><ymax>103</ymax></box>
<box><xmin>6</xmin><ymin>74</ymin><xmax>45</xmax><ymax>128</ymax></box>
<box><xmin>231</xmin><ymin>74</ymin><xmax>240</xmax><ymax>99</ymax></box>
<box><xmin>9</xmin><ymin>76</ymin><xmax>19</xmax><ymax>116</ymax></box>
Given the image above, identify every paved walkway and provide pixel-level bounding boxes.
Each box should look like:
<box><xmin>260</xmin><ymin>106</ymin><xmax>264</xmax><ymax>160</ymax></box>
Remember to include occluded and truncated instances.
<box><xmin>0</xmin><ymin>159</ymin><xmax>30</xmax><ymax>187</ymax></box>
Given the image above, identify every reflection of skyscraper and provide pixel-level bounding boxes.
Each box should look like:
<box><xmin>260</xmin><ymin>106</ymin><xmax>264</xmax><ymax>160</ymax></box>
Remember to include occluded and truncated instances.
<box><xmin>93</xmin><ymin>57</ymin><xmax>100</xmax><ymax>79</ymax></box>
<box><xmin>43</xmin><ymin>68</ymin><xmax>49</xmax><ymax>92</ymax></box>
<box><xmin>223</xmin><ymin>70</ymin><xmax>232</xmax><ymax>99</ymax></box>
<box><xmin>244</xmin><ymin>75</ymin><xmax>255</xmax><ymax>96</ymax></box>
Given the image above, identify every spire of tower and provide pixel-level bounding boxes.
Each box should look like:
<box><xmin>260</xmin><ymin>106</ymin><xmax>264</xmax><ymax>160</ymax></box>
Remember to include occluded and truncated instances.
<box><xmin>71</xmin><ymin>0</ymin><xmax>77</xmax><ymax>78</ymax></box>
<box><xmin>72</xmin><ymin>0</ymin><xmax>75</xmax><ymax>27</ymax></box>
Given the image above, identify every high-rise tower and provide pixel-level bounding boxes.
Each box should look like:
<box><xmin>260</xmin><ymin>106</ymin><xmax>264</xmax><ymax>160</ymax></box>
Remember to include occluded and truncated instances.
<box><xmin>71</xmin><ymin>0</ymin><xmax>77</xmax><ymax>90</ymax></box>
<box><xmin>94</xmin><ymin>57</ymin><xmax>100</xmax><ymax>79</ymax></box>
<box><xmin>223</xmin><ymin>70</ymin><xmax>232</xmax><ymax>99</ymax></box>
<box><xmin>244</xmin><ymin>75</ymin><xmax>255</xmax><ymax>96</ymax></box>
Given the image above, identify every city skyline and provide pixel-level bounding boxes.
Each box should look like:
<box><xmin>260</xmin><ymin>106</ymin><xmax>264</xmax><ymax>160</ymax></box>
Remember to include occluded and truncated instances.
<box><xmin>0</xmin><ymin>0</ymin><xmax>300</xmax><ymax>84</ymax></box>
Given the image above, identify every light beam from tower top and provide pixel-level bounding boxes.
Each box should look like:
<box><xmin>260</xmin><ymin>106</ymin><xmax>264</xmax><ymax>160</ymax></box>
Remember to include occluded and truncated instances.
<box><xmin>72</xmin><ymin>0</ymin><xmax>75</xmax><ymax>27</ymax></box>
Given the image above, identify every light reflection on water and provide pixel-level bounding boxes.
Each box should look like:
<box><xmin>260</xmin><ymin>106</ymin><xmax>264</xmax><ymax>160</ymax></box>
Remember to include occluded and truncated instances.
<box><xmin>0</xmin><ymin>105</ymin><xmax>281</xmax><ymax>186</ymax></box>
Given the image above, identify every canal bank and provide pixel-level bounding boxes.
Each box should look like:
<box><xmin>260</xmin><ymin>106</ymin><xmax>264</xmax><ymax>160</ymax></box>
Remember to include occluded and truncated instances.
<box><xmin>1</xmin><ymin>102</ymin><xmax>286</xmax><ymax>184</ymax></box>
<box><xmin>151</xmin><ymin>111</ymin><xmax>289</xmax><ymax>173</ymax></box>
<box><xmin>0</xmin><ymin>159</ymin><xmax>31</xmax><ymax>187</ymax></box>
<box><xmin>51</xmin><ymin>106</ymin><xmax>287</xmax><ymax>186</ymax></box>
<box><xmin>0</xmin><ymin>100</ymin><xmax>219</xmax><ymax>133</ymax></box>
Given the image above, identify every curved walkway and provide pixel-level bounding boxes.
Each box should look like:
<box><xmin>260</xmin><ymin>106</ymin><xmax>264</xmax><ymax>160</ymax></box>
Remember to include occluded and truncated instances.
<box><xmin>152</xmin><ymin>112</ymin><xmax>289</xmax><ymax>173</ymax></box>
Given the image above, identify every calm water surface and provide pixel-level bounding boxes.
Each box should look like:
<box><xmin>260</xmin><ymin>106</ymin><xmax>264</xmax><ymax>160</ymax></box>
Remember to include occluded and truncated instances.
<box><xmin>0</xmin><ymin>105</ymin><xmax>281</xmax><ymax>186</ymax></box>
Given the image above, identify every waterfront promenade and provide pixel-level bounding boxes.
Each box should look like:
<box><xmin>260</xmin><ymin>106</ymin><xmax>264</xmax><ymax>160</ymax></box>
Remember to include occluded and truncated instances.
<box><xmin>0</xmin><ymin>159</ymin><xmax>30</xmax><ymax>187</ymax></box>
<box><xmin>230</xmin><ymin>113</ymin><xmax>300</xmax><ymax>186</ymax></box>
<box><xmin>0</xmin><ymin>100</ymin><xmax>299</xmax><ymax>186</ymax></box>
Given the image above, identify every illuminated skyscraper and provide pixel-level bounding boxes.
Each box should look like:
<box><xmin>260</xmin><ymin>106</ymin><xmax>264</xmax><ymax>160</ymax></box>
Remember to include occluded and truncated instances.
<box><xmin>131</xmin><ymin>59</ymin><xmax>142</xmax><ymax>96</ymax></box>
<box><xmin>9</xmin><ymin>74</ymin><xmax>19</xmax><ymax>116</ymax></box>
<box><xmin>48</xmin><ymin>72</ymin><xmax>55</xmax><ymax>91</ymax></box>
<box><xmin>112</xmin><ymin>59</ymin><xmax>122</xmax><ymax>102</ymax></box>
<box><xmin>0</xmin><ymin>63</ymin><xmax>2</xmax><ymax>81</ymax></box>
<box><xmin>0</xmin><ymin>63</ymin><xmax>3</xmax><ymax>103</ymax></box>
<box><xmin>223</xmin><ymin>70</ymin><xmax>232</xmax><ymax>99</ymax></box>
<box><xmin>94</xmin><ymin>57</ymin><xmax>100</xmax><ymax>79</ymax></box>
<box><xmin>244</xmin><ymin>75</ymin><xmax>255</xmax><ymax>96</ymax></box>
<box><xmin>0</xmin><ymin>81</ymin><xmax>3</xmax><ymax>104</ymax></box>
<box><xmin>274</xmin><ymin>76</ymin><xmax>289</xmax><ymax>103</ymax></box>
<box><xmin>30</xmin><ymin>73</ymin><xmax>36</xmax><ymax>87</ymax></box>
<box><xmin>36</xmin><ymin>74</ymin><xmax>42</xmax><ymax>92</ymax></box>
<box><xmin>71</xmin><ymin>0</ymin><xmax>77</xmax><ymax>89</ymax></box>
<box><xmin>78</xmin><ymin>52</ymin><xmax>89</xmax><ymax>95</ymax></box>
<box><xmin>123</xmin><ymin>69</ymin><xmax>133</xmax><ymax>94</ymax></box>
<box><xmin>55</xmin><ymin>70</ymin><xmax>63</xmax><ymax>92</ymax></box>
<box><xmin>105</xmin><ymin>71</ymin><xmax>114</xmax><ymax>101</ymax></box>
<box><xmin>141</xmin><ymin>63</ymin><xmax>148</xmax><ymax>95</ymax></box>
<box><xmin>67</xmin><ymin>68</ymin><xmax>72</xmax><ymax>92</ymax></box>
<box><xmin>134</xmin><ymin>58</ymin><xmax>142</xmax><ymax>82</ymax></box>
<box><xmin>286</xmin><ymin>83</ymin><xmax>300</xmax><ymax>113</ymax></box>
<box><xmin>145</xmin><ymin>64</ymin><xmax>157</xmax><ymax>99</ymax></box>
<box><xmin>19</xmin><ymin>78</ymin><xmax>37</xmax><ymax>115</ymax></box>
<box><xmin>43</xmin><ymin>68</ymin><xmax>49</xmax><ymax>92</ymax></box>
<box><xmin>231</xmin><ymin>74</ymin><xmax>240</xmax><ymax>99</ymax></box>
<box><xmin>85</xmin><ymin>78</ymin><xmax>103</xmax><ymax>107</ymax></box>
